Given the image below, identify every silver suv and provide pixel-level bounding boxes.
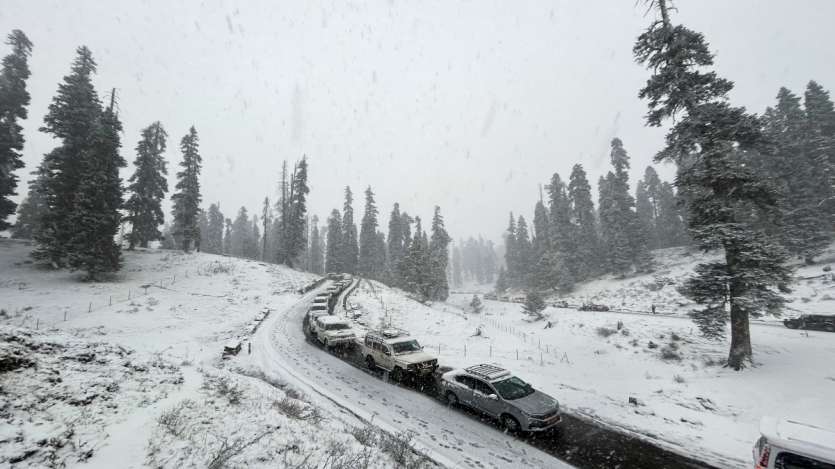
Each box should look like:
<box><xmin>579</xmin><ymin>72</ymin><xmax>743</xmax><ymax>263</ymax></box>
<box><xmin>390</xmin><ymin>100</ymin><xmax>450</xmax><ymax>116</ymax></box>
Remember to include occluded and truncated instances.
<box><xmin>440</xmin><ymin>364</ymin><xmax>562</xmax><ymax>433</ymax></box>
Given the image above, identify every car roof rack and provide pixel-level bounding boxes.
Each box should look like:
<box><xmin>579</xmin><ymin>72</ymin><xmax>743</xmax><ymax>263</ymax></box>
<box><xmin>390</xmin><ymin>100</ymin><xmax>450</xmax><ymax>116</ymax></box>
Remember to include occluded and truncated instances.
<box><xmin>369</xmin><ymin>327</ymin><xmax>409</xmax><ymax>339</ymax></box>
<box><xmin>465</xmin><ymin>364</ymin><xmax>511</xmax><ymax>381</ymax></box>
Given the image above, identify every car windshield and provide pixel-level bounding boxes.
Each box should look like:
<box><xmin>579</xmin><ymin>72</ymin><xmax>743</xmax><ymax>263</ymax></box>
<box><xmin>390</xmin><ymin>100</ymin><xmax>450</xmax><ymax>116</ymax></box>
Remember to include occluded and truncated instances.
<box><xmin>391</xmin><ymin>340</ymin><xmax>421</xmax><ymax>354</ymax></box>
<box><xmin>492</xmin><ymin>376</ymin><xmax>535</xmax><ymax>400</ymax></box>
<box><xmin>327</xmin><ymin>324</ymin><xmax>349</xmax><ymax>331</ymax></box>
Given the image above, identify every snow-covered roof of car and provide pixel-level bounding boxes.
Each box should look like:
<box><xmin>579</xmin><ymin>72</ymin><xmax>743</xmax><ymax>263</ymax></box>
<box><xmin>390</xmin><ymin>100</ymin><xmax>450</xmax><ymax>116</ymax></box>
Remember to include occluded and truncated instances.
<box><xmin>317</xmin><ymin>315</ymin><xmax>349</xmax><ymax>325</ymax></box>
<box><xmin>760</xmin><ymin>417</ymin><xmax>835</xmax><ymax>463</ymax></box>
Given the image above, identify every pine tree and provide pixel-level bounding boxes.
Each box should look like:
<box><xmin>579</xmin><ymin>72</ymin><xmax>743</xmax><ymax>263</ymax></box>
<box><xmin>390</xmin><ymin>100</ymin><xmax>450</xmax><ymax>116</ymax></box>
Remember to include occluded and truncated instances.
<box><xmin>124</xmin><ymin>122</ymin><xmax>168</xmax><ymax>248</ymax></box>
<box><xmin>340</xmin><ymin>186</ymin><xmax>358</xmax><ymax>274</ymax></box>
<box><xmin>452</xmin><ymin>244</ymin><xmax>463</xmax><ymax>288</ymax></box>
<box><xmin>358</xmin><ymin>186</ymin><xmax>380</xmax><ymax>278</ymax></box>
<box><xmin>428</xmin><ymin>206</ymin><xmax>451</xmax><ymax>300</ymax></box>
<box><xmin>171</xmin><ymin>126</ymin><xmax>202</xmax><ymax>252</ymax></box>
<box><xmin>635</xmin><ymin>0</ymin><xmax>792</xmax><ymax>369</ymax></box>
<box><xmin>386</xmin><ymin>203</ymin><xmax>404</xmax><ymax>284</ymax></box>
<box><xmin>656</xmin><ymin>181</ymin><xmax>687</xmax><ymax>247</ymax></box>
<box><xmin>762</xmin><ymin>87</ymin><xmax>831</xmax><ymax>263</ymax></box>
<box><xmin>247</xmin><ymin>215</ymin><xmax>260</xmax><ymax>259</ymax></box>
<box><xmin>546</xmin><ymin>173</ymin><xmax>575</xmax><ymax>288</ymax></box>
<box><xmin>11</xmin><ymin>162</ymin><xmax>48</xmax><ymax>239</ymax></box>
<box><xmin>568</xmin><ymin>164</ymin><xmax>599</xmax><ymax>280</ymax></box>
<box><xmin>223</xmin><ymin>218</ymin><xmax>232</xmax><ymax>255</ymax></box>
<box><xmin>280</xmin><ymin>158</ymin><xmax>309</xmax><ymax>267</ymax></box>
<box><xmin>231</xmin><ymin>206</ymin><xmax>250</xmax><ymax>258</ymax></box>
<box><xmin>805</xmin><ymin>80</ymin><xmax>835</xmax><ymax>212</ymax></box>
<box><xmin>34</xmin><ymin>47</ymin><xmax>126</xmax><ymax>278</ymax></box>
<box><xmin>63</xmin><ymin>90</ymin><xmax>126</xmax><ymax>278</ymax></box>
<box><xmin>522</xmin><ymin>290</ymin><xmax>546</xmax><ymax>320</ymax></box>
<box><xmin>205</xmin><ymin>203</ymin><xmax>224</xmax><ymax>254</ymax></box>
<box><xmin>503</xmin><ymin>213</ymin><xmax>518</xmax><ymax>286</ymax></box>
<box><xmin>0</xmin><ymin>30</ymin><xmax>33</xmax><ymax>230</ymax></box>
<box><xmin>325</xmin><ymin>209</ymin><xmax>343</xmax><ymax>273</ymax></box>
<box><xmin>495</xmin><ymin>266</ymin><xmax>509</xmax><ymax>293</ymax></box>
<box><xmin>515</xmin><ymin>215</ymin><xmax>532</xmax><ymax>287</ymax></box>
<box><xmin>636</xmin><ymin>166</ymin><xmax>662</xmax><ymax>250</ymax></box>
<box><xmin>402</xmin><ymin>216</ymin><xmax>431</xmax><ymax>299</ymax></box>
<box><xmin>309</xmin><ymin>215</ymin><xmax>324</xmax><ymax>274</ymax></box>
<box><xmin>469</xmin><ymin>294</ymin><xmax>483</xmax><ymax>314</ymax></box>
<box><xmin>373</xmin><ymin>231</ymin><xmax>387</xmax><ymax>277</ymax></box>
<box><xmin>197</xmin><ymin>209</ymin><xmax>208</xmax><ymax>252</ymax></box>
<box><xmin>261</xmin><ymin>197</ymin><xmax>270</xmax><ymax>260</ymax></box>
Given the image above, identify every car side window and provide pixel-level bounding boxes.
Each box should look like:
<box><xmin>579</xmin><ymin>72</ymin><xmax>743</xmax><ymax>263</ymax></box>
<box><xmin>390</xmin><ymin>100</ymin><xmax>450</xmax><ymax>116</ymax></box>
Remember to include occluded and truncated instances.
<box><xmin>455</xmin><ymin>376</ymin><xmax>474</xmax><ymax>388</ymax></box>
<box><xmin>776</xmin><ymin>451</ymin><xmax>835</xmax><ymax>469</ymax></box>
<box><xmin>473</xmin><ymin>379</ymin><xmax>494</xmax><ymax>396</ymax></box>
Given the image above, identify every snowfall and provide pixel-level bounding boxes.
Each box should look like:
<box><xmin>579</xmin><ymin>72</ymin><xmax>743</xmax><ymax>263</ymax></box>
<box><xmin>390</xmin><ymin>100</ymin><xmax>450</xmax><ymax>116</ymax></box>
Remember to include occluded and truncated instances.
<box><xmin>1</xmin><ymin>238</ymin><xmax>834</xmax><ymax>468</ymax></box>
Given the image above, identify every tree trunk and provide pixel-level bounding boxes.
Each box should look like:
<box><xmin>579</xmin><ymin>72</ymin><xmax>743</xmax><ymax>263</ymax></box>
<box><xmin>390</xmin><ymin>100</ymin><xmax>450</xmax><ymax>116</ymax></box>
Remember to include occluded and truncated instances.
<box><xmin>726</xmin><ymin>249</ymin><xmax>753</xmax><ymax>370</ymax></box>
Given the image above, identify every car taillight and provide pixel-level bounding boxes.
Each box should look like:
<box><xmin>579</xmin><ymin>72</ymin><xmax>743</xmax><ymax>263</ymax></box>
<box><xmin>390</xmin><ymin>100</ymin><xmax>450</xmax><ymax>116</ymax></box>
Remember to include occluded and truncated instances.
<box><xmin>756</xmin><ymin>444</ymin><xmax>770</xmax><ymax>469</ymax></box>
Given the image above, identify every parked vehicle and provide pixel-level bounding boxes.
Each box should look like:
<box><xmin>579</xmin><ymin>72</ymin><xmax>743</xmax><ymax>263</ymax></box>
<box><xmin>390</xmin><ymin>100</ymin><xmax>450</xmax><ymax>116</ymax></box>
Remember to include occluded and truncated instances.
<box><xmin>484</xmin><ymin>292</ymin><xmax>498</xmax><ymax>301</ymax></box>
<box><xmin>312</xmin><ymin>294</ymin><xmax>329</xmax><ymax>306</ymax></box>
<box><xmin>360</xmin><ymin>328</ymin><xmax>438</xmax><ymax>380</ymax></box>
<box><xmin>307</xmin><ymin>304</ymin><xmax>330</xmax><ymax>331</ymax></box>
<box><xmin>440</xmin><ymin>364</ymin><xmax>562</xmax><ymax>433</ymax></box>
<box><xmin>783</xmin><ymin>314</ymin><xmax>835</xmax><ymax>332</ymax></box>
<box><xmin>222</xmin><ymin>339</ymin><xmax>242</xmax><ymax>358</ymax></box>
<box><xmin>753</xmin><ymin>417</ymin><xmax>835</xmax><ymax>469</ymax></box>
<box><xmin>312</xmin><ymin>316</ymin><xmax>356</xmax><ymax>348</ymax></box>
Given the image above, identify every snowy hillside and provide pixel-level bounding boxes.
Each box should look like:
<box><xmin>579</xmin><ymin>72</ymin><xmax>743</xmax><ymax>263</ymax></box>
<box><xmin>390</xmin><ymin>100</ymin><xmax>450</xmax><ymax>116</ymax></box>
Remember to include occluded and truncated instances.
<box><xmin>344</xmin><ymin>264</ymin><xmax>835</xmax><ymax>468</ymax></box>
<box><xmin>0</xmin><ymin>240</ymin><xmax>415</xmax><ymax>468</ymax></box>
<box><xmin>534</xmin><ymin>244</ymin><xmax>835</xmax><ymax>320</ymax></box>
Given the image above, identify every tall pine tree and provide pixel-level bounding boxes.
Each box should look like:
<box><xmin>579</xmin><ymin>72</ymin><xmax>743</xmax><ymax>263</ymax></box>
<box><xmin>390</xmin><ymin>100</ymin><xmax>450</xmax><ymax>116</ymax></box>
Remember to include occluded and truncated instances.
<box><xmin>358</xmin><ymin>186</ymin><xmax>380</xmax><ymax>278</ymax></box>
<box><xmin>428</xmin><ymin>206</ymin><xmax>451</xmax><ymax>300</ymax></box>
<box><xmin>340</xmin><ymin>186</ymin><xmax>358</xmax><ymax>274</ymax></box>
<box><xmin>171</xmin><ymin>126</ymin><xmax>202</xmax><ymax>252</ymax></box>
<box><xmin>125</xmin><ymin>121</ymin><xmax>168</xmax><ymax>248</ymax></box>
<box><xmin>635</xmin><ymin>0</ymin><xmax>792</xmax><ymax>369</ymax></box>
<box><xmin>325</xmin><ymin>209</ymin><xmax>343</xmax><ymax>273</ymax></box>
<box><xmin>0</xmin><ymin>30</ymin><xmax>33</xmax><ymax>231</ymax></box>
<box><xmin>309</xmin><ymin>215</ymin><xmax>324</xmax><ymax>274</ymax></box>
<box><xmin>205</xmin><ymin>203</ymin><xmax>224</xmax><ymax>254</ymax></box>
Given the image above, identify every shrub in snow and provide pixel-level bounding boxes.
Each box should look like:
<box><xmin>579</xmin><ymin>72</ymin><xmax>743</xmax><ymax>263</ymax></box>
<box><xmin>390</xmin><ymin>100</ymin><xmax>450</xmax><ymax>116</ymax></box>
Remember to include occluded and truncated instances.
<box><xmin>522</xmin><ymin>291</ymin><xmax>546</xmax><ymax>320</ymax></box>
<box><xmin>202</xmin><ymin>374</ymin><xmax>245</xmax><ymax>405</ymax></box>
<box><xmin>596</xmin><ymin>327</ymin><xmax>617</xmax><ymax>338</ymax></box>
<box><xmin>469</xmin><ymin>294</ymin><xmax>484</xmax><ymax>314</ymax></box>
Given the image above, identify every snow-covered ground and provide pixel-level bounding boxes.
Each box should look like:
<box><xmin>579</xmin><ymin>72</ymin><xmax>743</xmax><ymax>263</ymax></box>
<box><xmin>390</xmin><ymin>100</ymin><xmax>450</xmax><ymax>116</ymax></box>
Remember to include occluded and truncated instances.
<box><xmin>527</xmin><ymin>245</ymin><xmax>835</xmax><ymax>319</ymax></box>
<box><xmin>0</xmin><ymin>239</ymin><xmax>424</xmax><ymax>468</ymax></box>
<box><xmin>346</xmin><ymin>268</ymin><xmax>835</xmax><ymax>468</ymax></box>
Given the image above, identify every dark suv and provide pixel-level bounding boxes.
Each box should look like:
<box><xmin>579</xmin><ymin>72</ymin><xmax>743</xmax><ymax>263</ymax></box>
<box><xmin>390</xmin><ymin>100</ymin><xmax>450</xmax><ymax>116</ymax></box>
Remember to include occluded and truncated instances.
<box><xmin>783</xmin><ymin>314</ymin><xmax>835</xmax><ymax>332</ymax></box>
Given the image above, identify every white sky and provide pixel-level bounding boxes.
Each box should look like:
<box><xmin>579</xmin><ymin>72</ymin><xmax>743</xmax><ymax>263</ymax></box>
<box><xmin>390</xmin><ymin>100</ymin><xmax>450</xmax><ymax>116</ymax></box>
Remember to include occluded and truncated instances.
<box><xmin>3</xmin><ymin>0</ymin><xmax>835</xmax><ymax>244</ymax></box>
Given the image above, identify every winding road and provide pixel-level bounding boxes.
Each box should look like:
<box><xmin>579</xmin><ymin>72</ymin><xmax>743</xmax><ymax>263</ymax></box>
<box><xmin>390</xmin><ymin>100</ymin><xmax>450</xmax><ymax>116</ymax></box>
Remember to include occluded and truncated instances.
<box><xmin>252</xmin><ymin>280</ymin><xmax>573</xmax><ymax>469</ymax></box>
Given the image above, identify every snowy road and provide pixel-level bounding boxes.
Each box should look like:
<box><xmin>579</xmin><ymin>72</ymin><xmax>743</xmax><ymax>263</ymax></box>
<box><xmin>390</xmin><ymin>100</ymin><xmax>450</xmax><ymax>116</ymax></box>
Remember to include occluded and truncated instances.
<box><xmin>252</xmin><ymin>281</ymin><xmax>574</xmax><ymax>469</ymax></box>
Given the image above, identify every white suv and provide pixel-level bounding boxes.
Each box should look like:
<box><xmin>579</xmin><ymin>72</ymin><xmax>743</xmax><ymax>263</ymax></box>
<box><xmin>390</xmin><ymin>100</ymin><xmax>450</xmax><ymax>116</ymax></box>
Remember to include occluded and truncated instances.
<box><xmin>753</xmin><ymin>417</ymin><xmax>835</xmax><ymax>469</ymax></box>
<box><xmin>312</xmin><ymin>316</ymin><xmax>356</xmax><ymax>348</ymax></box>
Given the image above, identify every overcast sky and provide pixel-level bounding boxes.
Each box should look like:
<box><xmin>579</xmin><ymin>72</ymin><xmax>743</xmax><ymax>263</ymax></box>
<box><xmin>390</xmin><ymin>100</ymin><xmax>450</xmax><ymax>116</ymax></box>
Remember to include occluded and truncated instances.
<box><xmin>3</xmin><ymin>0</ymin><xmax>835</xmax><ymax>244</ymax></box>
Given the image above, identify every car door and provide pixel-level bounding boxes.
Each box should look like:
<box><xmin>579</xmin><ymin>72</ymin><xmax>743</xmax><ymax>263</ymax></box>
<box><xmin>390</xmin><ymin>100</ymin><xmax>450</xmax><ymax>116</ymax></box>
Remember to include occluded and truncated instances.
<box><xmin>454</xmin><ymin>375</ymin><xmax>476</xmax><ymax>406</ymax></box>
<box><xmin>472</xmin><ymin>379</ymin><xmax>502</xmax><ymax>417</ymax></box>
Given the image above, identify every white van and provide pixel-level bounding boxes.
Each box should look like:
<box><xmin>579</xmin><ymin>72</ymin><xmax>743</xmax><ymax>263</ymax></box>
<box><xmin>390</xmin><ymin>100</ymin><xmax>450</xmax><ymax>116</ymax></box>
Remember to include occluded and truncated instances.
<box><xmin>753</xmin><ymin>417</ymin><xmax>835</xmax><ymax>469</ymax></box>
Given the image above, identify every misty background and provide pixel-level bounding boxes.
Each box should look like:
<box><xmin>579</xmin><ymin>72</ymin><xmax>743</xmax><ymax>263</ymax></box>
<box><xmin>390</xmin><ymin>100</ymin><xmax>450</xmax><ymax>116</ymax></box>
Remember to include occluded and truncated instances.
<box><xmin>2</xmin><ymin>0</ymin><xmax>834</xmax><ymax>242</ymax></box>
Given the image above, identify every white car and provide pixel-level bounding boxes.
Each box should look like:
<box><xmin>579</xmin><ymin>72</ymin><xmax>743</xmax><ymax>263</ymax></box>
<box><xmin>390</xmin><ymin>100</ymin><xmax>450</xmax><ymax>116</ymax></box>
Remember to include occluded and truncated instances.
<box><xmin>307</xmin><ymin>303</ymin><xmax>330</xmax><ymax>331</ymax></box>
<box><xmin>753</xmin><ymin>417</ymin><xmax>835</xmax><ymax>469</ymax></box>
<box><xmin>312</xmin><ymin>316</ymin><xmax>356</xmax><ymax>348</ymax></box>
<box><xmin>359</xmin><ymin>328</ymin><xmax>438</xmax><ymax>380</ymax></box>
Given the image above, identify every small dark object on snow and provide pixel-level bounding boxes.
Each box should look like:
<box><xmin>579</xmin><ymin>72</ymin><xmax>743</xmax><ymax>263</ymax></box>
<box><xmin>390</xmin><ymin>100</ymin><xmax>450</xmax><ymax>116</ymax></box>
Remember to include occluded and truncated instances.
<box><xmin>222</xmin><ymin>340</ymin><xmax>242</xmax><ymax>358</ymax></box>
<box><xmin>651</xmin><ymin>304</ymin><xmax>656</xmax><ymax>314</ymax></box>
<box><xmin>647</xmin><ymin>341</ymin><xmax>658</xmax><ymax>349</ymax></box>
<box><xmin>544</xmin><ymin>321</ymin><xmax>553</xmax><ymax>329</ymax></box>
<box><xmin>248</xmin><ymin>342</ymin><xmax>251</xmax><ymax>355</ymax></box>
<box><xmin>628</xmin><ymin>396</ymin><xmax>641</xmax><ymax>406</ymax></box>
<box><xmin>578</xmin><ymin>303</ymin><xmax>610</xmax><ymax>312</ymax></box>
<box><xmin>824</xmin><ymin>265</ymin><xmax>832</xmax><ymax>272</ymax></box>
<box><xmin>783</xmin><ymin>314</ymin><xmax>835</xmax><ymax>332</ymax></box>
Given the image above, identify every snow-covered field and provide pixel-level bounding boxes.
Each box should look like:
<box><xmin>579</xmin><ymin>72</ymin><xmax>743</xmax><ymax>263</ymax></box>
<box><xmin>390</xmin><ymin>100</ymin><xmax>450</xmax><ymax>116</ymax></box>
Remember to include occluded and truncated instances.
<box><xmin>535</xmin><ymin>245</ymin><xmax>835</xmax><ymax>319</ymax></box>
<box><xmin>346</xmin><ymin>261</ymin><xmax>835</xmax><ymax>468</ymax></box>
<box><xmin>0</xmin><ymin>239</ymin><xmax>419</xmax><ymax>468</ymax></box>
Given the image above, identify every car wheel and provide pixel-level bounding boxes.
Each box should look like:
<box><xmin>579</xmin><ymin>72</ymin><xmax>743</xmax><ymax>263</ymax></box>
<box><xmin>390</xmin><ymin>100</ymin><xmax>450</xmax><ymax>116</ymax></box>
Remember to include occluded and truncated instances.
<box><xmin>366</xmin><ymin>356</ymin><xmax>376</xmax><ymax>370</ymax></box>
<box><xmin>391</xmin><ymin>367</ymin><xmax>403</xmax><ymax>382</ymax></box>
<box><xmin>445</xmin><ymin>391</ymin><xmax>459</xmax><ymax>407</ymax></box>
<box><xmin>323</xmin><ymin>338</ymin><xmax>329</xmax><ymax>348</ymax></box>
<box><xmin>501</xmin><ymin>414</ymin><xmax>521</xmax><ymax>434</ymax></box>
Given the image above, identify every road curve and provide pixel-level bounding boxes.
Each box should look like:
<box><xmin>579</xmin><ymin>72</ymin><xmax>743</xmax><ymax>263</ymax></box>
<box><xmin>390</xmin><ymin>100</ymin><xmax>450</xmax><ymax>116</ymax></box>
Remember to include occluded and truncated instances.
<box><xmin>252</xmin><ymin>281</ymin><xmax>574</xmax><ymax>469</ymax></box>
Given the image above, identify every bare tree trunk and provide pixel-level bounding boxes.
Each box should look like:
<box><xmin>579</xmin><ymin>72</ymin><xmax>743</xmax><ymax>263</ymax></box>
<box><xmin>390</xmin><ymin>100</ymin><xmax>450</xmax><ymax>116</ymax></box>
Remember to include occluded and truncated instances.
<box><xmin>726</xmin><ymin>249</ymin><xmax>753</xmax><ymax>370</ymax></box>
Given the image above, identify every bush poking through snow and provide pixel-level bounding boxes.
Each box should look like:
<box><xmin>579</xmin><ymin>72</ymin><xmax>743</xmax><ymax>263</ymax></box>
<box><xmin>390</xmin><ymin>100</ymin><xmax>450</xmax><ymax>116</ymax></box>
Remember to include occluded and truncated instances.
<box><xmin>596</xmin><ymin>326</ymin><xmax>617</xmax><ymax>338</ymax></box>
<box><xmin>673</xmin><ymin>374</ymin><xmax>686</xmax><ymax>384</ymax></box>
<box><xmin>157</xmin><ymin>400</ymin><xmax>194</xmax><ymax>436</ymax></box>
<box><xmin>522</xmin><ymin>291</ymin><xmax>546</xmax><ymax>320</ymax></box>
<box><xmin>378</xmin><ymin>430</ymin><xmax>431</xmax><ymax>469</ymax></box>
<box><xmin>206</xmin><ymin>426</ymin><xmax>278</xmax><ymax>469</ymax></box>
<box><xmin>202</xmin><ymin>374</ymin><xmax>245</xmax><ymax>405</ymax></box>
<box><xmin>660</xmin><ymin>343</ymin><xmax>682</xmax><ymax>361</ymax></box>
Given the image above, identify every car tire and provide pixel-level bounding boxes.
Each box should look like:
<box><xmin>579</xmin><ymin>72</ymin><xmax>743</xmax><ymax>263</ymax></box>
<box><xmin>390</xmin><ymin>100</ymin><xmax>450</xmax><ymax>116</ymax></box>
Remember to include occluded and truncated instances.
<box><xmin>366</xmin><ymin>356</ymin><xmax>376</xmax><ymax>370</ymax></box>
<box><xmin>445</xmin><ymin>391</ymin><xmax>459</xmax><ymax>407</ymax></box>
<box><xmin>501</xmin><ymin>414</ymin><xmax>521</xmax><ymax>434</ymax></box>
<box><xmin>391</xmin><ymin>367</ymin><xmax>403</xmax><ymax>382</ymax></box>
